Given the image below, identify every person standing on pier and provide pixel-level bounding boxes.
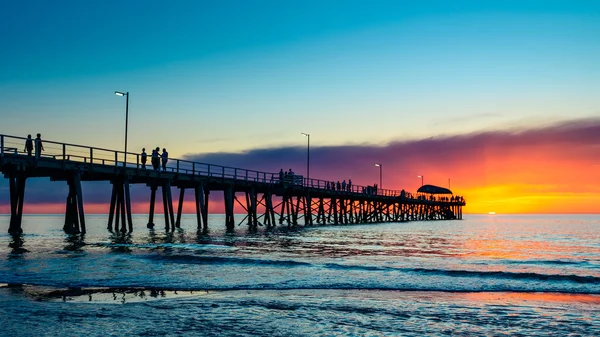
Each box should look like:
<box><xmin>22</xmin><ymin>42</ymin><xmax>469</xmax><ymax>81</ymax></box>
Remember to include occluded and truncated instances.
<box><xmin>279</xmin><ymin>169</ymin><xmax>284</xmax><ymax>184</ymax></box>
<box><xmin>34</xmin><ymin>133</ymin><xmax>44</xmax><ymax>162</ymax></box>
<box><xmin>152</xmin><ymin>147</ymin><xmax>160</xmax><ymax>170</ymax></box>
<box><xmin>161</xmin><ymin>148</ymin><xmax>168</xmax><ymax>171</ymax></box>
<box><xmin>348</xmin><ymin>179</ymin><xmax>352</xmax><ymax>192</ymax></box>
<box><xmin>141</xmin><ymin>148</ymin><xmax>147</xmax><ymax>169</ymax></box>
<box><xmin>24</xmin><ymin>134</ymin><xmax>33</xmax><ymax>156</ymax></box>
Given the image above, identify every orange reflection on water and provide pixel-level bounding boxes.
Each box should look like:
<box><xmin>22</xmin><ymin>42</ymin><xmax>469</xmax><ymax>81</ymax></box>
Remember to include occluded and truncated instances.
<box><xmin>461</xmin><ymin>238</ymin><xmax>557</xmax><ymax>260</ymax></box>
<box><xmin>462</xmin><ymin>292</ymin><xmax>600</xmax><ymax>304</ymax></box>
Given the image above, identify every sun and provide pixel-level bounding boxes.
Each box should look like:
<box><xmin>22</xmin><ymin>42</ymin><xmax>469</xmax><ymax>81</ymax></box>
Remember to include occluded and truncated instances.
<box><xmin>488</xmin><ymin>212</ymin><xmax>496</xmax><ymax>215</ymax></box>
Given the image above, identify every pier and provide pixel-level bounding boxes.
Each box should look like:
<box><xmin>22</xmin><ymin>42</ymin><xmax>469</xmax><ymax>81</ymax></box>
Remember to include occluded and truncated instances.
<box><xmin>0</xmin><ymin>134</ymin><xmax>465</xmax><ymax>234</ymax></box>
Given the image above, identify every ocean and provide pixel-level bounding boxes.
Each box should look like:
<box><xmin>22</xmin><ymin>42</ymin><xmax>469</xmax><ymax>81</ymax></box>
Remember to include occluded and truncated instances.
<box><xmin>0</xmin><ymin>214</ymin><xmax>598</xmax><ymax>336</ymax></box>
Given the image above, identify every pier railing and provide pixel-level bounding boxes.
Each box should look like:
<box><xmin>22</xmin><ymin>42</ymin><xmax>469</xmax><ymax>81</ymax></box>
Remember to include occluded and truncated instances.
<box><xmin>1</xmin><ymin>134</ymin><xmax>448</xmax><ymax>200</ymax></box>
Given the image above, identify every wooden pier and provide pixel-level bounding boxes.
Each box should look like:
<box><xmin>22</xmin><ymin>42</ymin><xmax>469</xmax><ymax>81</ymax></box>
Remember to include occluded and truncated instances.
<box><xmin>0</xmin><ymin>134</ymin><xmax>465</xmax><ymax>235</ymax></box>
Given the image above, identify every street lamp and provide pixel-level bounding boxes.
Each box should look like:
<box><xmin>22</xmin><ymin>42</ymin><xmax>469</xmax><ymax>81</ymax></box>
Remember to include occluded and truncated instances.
<box><xmin>375</xmin><ymin>163</ymin><xmax>382</xmax><ymax>189</ymax></box>
<box><xmin>115</xmin><ymin>91</ymin><xmax>129</xmax><ymax>165</ymax></box>
<box><xmin>417</xmin><ymin>175</ymin><xmax>424</xmax><ymax>186</ymax></box>
<box><xmin>301</xmin><ymin>133</ymin><xmax>310</xmax><ymax>184</ymax></box>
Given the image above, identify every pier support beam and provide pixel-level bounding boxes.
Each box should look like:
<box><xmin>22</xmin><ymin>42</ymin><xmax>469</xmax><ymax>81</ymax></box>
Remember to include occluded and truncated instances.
<box><xmin>176</xmin><ymin>187</ymin><xmax>185</xmax><ymax>228</ymax></box>
<box><xmin>8</xmin><ymin>172</ymin><xmax>26</xmax><ymax>235</ymax></box>
<box><xmin>124</xmin><ymin>178</ymin><xmax>133</xmax><ymax>232</ymax></box>
<box><xmin>161</xmin><ymin>182</ymin><xmax>175</xmax><ymax>231</ymax></box>
<box><xmin>63</xmin><ymin>172</ymin><xmax>85</xmax><ymax>234</ymax></box>
<box><xmin>224</xmin><ymin>187</ymin><xmax>235</xmax><ymax>231</ymax></box>
<box><xmin>147</xmin><ymin>185</ymin><xmax>157</xmax><ymax>228</ymax></box>
<box><xmin>194</xmin><ymin>184</ymin><xmax>208</xmax><ymax>232</ymax></box>
<box><xmin>107</xmin><ymin>178</ymin><xmax>133</xmax><ymax>233</ymax></box>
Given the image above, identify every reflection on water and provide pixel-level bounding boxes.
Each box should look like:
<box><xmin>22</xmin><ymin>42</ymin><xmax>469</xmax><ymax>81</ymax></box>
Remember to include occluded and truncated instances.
<box><xmin>0</xmin><ymin>284</ymin><xmax>211</xmax><ymax>304</ymax></box>
<box><xmin>63</xmin><ymin>234</ymin><xmax>85</xmax><ymax>252</ymax></box>
<box><xmin>8</xmin><ymin>234</ymin><xmax>28</xmax><ymax>255</ymax></box>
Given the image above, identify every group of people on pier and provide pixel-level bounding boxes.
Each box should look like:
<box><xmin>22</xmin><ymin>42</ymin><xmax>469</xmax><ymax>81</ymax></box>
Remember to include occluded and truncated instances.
<box><xmin>326</xmin><ymin>179</ymin><xmax>353</xmax><ymax>192</ymax></box>
<box><xmin>23</xmin><ymin>133</ymin><xmax>44</xmax><ymax>161</ymax></box>
<box><xmin>414</xmin><ymin>194</ymin><xmax>464</xmax><ymax>203</ymax></box>
<box><xmin>140</xmin><ymin>147</ymin><xmax>168</xmax><ymax>171</ymax></box>
<box><xmin>278</xmin><ymin>168</ymin><xmax>302</xmax><ymax>185</ymax></box>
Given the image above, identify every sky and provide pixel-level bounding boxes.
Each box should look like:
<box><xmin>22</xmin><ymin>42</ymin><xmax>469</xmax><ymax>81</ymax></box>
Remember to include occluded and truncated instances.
<box><xmin>1</xmin><ymin>1</ymin><xmax>600</xmax><ymax>214</ymax></box>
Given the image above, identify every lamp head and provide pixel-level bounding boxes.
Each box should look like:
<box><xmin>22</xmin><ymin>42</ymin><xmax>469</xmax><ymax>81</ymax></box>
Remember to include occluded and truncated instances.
<box><xmin>115</xmin><ymin>91</ymin><xmax>127</xmax><ymax>97</ymax></box>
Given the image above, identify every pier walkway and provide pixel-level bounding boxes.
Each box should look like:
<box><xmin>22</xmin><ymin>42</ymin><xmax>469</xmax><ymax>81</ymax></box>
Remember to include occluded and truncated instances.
<box><xmin>0</xmin><ymin>134</ymin><xmax>465</xmax><ymax>234</ymax></box>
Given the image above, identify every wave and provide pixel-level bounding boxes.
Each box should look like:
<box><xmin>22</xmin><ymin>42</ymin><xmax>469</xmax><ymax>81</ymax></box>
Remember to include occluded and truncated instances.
<box><xmin>137</xmin><ymin>255</ymin><xmax>599</xmax><ymax>285</ymax></box>
<box><xmin>140</xmin><ymin>254</ymin><xmax>313</xmax><ymax>268</ymax></box>
<box><xmin>409</xmin><ymin>267</ymin><xmax>600</xmax><ymax>284</ymax></box>
<box><xmin>322</xmin><ymin>263</ymin><xmax>599</xmax><ymax>284</ymax></box>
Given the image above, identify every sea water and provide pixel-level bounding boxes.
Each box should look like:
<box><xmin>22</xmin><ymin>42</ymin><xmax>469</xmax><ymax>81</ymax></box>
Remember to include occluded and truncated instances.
<box><xmin>0</xmin><ymin>214</ymin><xmax>598</xmax><ymax>336</ymax></box>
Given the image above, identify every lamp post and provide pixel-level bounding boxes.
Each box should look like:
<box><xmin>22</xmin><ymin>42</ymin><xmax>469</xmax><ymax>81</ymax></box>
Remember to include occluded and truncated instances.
<box><xmin>375</xmin><ymin>163</ymin><xmax>382</xmax><ymax>189</ymax></box>
<box><xmin>418</xmin><ymin>175</ymin><xmax>424</xmax><ymax>186</ymax></box>
<box><xmin>115</xmin><ymin>91</ymin><xmax>129</xmax><ymax>165</ymax></box>
<box><xmin>301</xmin><ymin>133</ymin><xmax>310</xmax><ymax>185</ymax></box>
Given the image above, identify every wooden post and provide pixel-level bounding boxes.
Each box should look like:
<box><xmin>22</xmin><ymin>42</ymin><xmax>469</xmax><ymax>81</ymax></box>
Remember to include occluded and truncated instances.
<box><xmin>119</xmin><ymin>183</ymin><xmax>126</xmax><ymax>233</ymax></box>
<box><xmin>195</xmin><ymin>185</ymin><xmax>207</xmax><ymax>231</ymax></box>
<box><xmin>279</xmin><ymin>195</ymin><xmax>287</xmax><ymax>225</ymax></box>
<box><xmin>74</xmin><ymin>172</ymin><xmax>86</xmax><ymax>234</ymax></box>
<box><xmin>148</xmin><ymin>185</ymin><xmax>157</xmax><ymax>228</ymax></box>
<box><xmin>245</xmin><ymin>191</ymin><xmax>252</xmax><ymax>227</ymax></box>
<box><xmin>306</xmin><ymin>194</ymin><xmax>313</xmax><ymax>225</ymax></box>
<box><xmin>108</xmin><ymin>183</ymin><xmax>117</xmax><ymax>231</ymax></box>
<box><xmin>176</xmin><ymin>187</ymin><xmax>185</xmax><ymax>228</ymax></box>
<box><xmin>16</xmin><ymin>175</ymin><xmax>26</xmax><ymax>233</ymax></box>
<box><xmin>195</xmin><ymin>184</ymin><xmax>209</xmax><ymax>232</ymax></box>
<box><xmin>317</xmin><ymin>197</ymin><xmax>325</xmax><ymax>224</ymax></box>
<box><xmin>162</xmin><ymin>183</ymin><xmax>170</xmax><ymax>230</ymax></box>
<box><xmin>291</xmin><ymin>196</ymin><xmax>301</xmax><ymax>227</ymax></box>
<box><xmin>224</xmin><ymin>187</ymin><xmax>235</xmax><ymax>231</ymax></box>
<box><xmin>264</xmin><ymin>192</ymin><xmax>275</xmax><ymax>228</ymax></box>
<box><xmin>124</xmin><ymin>178</ymin><xmax>133</xmax><ymax>232</ymax></box>
<box><xmin>115</xmin><ymin>184</ymin><xmax>121</xmax><ymax>232</ymax></box>
<box><xmin>8</xmin><ymin>174</ymin><xmax>16</xmax><ymax>230</ymax></box>
<box><xmin>8</xmin><ymin>173</ymin><xmax>26</xmax><ymax>235</ymax></box>
<box><xmin>332</xmin><ymin>197</ymin><xmax>338</xmax><ymax>225</ymax></box>
<box><xmin>166</xmin><ymin>184</ymin><xmax>175</xmax><ymax>231</ymax></box>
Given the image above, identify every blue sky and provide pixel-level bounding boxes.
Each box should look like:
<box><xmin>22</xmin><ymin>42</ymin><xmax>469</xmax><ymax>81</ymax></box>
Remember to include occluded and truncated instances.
<box><xmin>1</xmin><ymin>0</ymin><xmax>599</xmax><ymax>157</ymax></box>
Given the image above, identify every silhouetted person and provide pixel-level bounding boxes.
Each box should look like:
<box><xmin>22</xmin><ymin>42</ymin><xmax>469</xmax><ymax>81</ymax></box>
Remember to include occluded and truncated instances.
<box><xmin>341</xmin><ymin>180</ymin><xmax>346</xmax><ymax>191</ymax></box>
<box><xmin>161</xmin><ymin>148</ymin><xmax>168</xmax><ymax>171</ymax></box>
<box><xmin>141</xmin><ymin>148</ymin><xmax>147</xmax><ymax>169</ymax></box>
<box><xmin>348</xmin><ymin>179</ymin><xmax>352</xmax><ymax>192</ymax></box>
<box><xmin>279</xmin><ymin>169</ymin><xmax>284</xmax><ymax>184</ymax></box>
<box><xmin>152</xmin><ymin>147</ymin><xmax>160</xmax><ymax>170</ymax></box>
<box><xmin>326</xmin><ymin>181</ymin><xmax>330</xmax><ymax>190</ymax></box>
<box><xmin>336</xmin><ymin>181</ymin><xmax>341</xmax><ymax>191</ymax></box>
<box><xmin>24</xmin><ymin>134</ymin><xmax>33</xmax><ymax>156</ymax></box>
<box><xmin>34</xmin><ymin>133</ymin><xmax>44</xmax><ymax>162</ymax></box>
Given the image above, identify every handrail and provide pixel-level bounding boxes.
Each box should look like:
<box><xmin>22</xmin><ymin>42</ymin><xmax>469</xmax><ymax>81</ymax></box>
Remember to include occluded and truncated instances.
<box><xmin>0</xmin><ymin>133</ymin><xmax>465</xmax><ymax>203</ymax></box>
